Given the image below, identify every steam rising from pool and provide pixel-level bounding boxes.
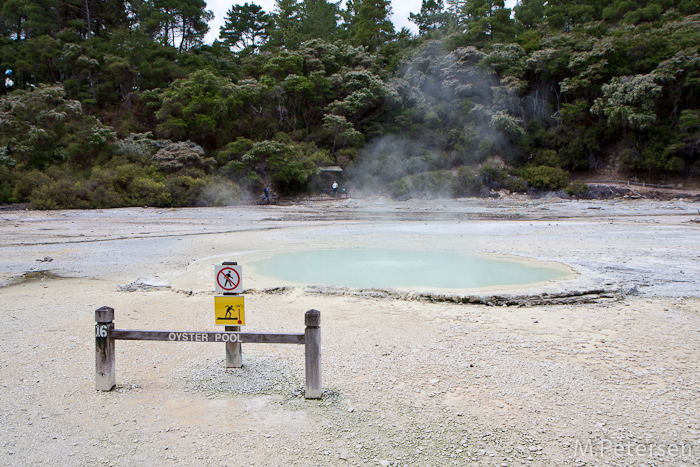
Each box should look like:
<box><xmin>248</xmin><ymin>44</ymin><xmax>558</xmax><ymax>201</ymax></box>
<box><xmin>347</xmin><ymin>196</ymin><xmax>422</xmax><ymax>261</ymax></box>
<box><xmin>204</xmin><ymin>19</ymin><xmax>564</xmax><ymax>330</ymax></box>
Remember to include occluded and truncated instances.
<box><xmin>252</xmin><ymin>249</ymin><xmax>568</xmax><ymax>289</ymax></box>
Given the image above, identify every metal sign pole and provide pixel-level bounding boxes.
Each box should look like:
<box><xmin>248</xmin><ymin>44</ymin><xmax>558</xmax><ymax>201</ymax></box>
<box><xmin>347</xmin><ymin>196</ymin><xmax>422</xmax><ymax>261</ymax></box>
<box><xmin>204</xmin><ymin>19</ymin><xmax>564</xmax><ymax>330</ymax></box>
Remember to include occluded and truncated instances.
<box><xmin>223</xmin><ymin>261</ymin><xmax>242</xmax><ymax>368</ymax></box>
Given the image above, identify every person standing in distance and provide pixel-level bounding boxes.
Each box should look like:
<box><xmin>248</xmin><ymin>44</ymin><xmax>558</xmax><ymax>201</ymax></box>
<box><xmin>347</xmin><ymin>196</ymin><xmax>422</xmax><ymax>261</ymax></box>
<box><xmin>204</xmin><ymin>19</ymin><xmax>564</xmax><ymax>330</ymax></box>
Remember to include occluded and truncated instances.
<box><xmin>332</xmin><ymin>180</ymin><xmax>338</xmax><ymax>197</ymax></box>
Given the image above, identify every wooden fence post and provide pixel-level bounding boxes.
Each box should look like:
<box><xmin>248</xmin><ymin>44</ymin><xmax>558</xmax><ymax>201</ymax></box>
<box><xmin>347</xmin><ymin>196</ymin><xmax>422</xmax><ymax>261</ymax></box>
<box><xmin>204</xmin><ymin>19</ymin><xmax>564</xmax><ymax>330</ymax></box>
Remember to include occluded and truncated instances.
<box><xmin>95</xmin><ymin>306</ymin><xmax>115</xmax><ymax>391</ymax></box>
<box><xmin>304</xmin><ymin>309</ymin><xmax>322</xmax><ymax>399</ymax></box>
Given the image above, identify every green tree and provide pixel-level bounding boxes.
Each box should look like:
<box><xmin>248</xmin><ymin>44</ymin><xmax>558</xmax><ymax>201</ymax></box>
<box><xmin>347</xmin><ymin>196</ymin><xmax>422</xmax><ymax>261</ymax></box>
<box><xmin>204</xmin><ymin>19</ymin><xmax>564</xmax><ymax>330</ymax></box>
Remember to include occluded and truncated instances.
<box><xmin>0</xmin><ymin>0</ymin><xmax>58</xmax><ymax>40</ymax></box>
<box><xmin>59</xmin><ymin>0</ymin><xmax>129</xmax><ymax>39</ymax></box>
<box><xmin>409</xmin><ymin>0</ymin><xmax>451</xmax><ymax>35</ymax></box>
<box><xmin>325</xmin><ymin>69</ymin><xmax>401</xmax><ymax>129</ymax></box>
<box><xmin>591</xmin><ymin>74</ymin><xmax>662</xmax><ymax>132</ymax></box>
<box><xmin>239</xmin><ymin>139</ymin><xmax>320</xmax><ymax>194</ymax></box>
<box><xmin>558</xmin><ymin>36</ymin><xmax>616</xmax><ymax>99</ymax></box>
<box><xmin>220</xmin><ymin>2</ymin><xmax>272</xmax><ymax>53</ymax></box>
<box><xmin>138</xmin><ymin>0</ymin><xmax>212</xmax><ymax>51</ymax></box>
<box><xmin>153</xmin><ymin>140</ymin><xmax>214</xmax><ymax>173</ymax></box>
<box><xmin>618</xmin><ymin>0</ymin><xmax>674</xmax><ymax>25</ymax></box>
<box><xmin>545</xmin><ymin>0</ymin><xmax>605</xmax><ymax>32</ymax></box>
<box><xmin>174</xmin><ymin>0</ymin><xmax>213</xmax><ymax>50</ymax></box>
<box><xmin>10</xmin><ymin>34</ymin><xmax>63</xmax><ymax>86</ymax></box>
<box><xmin>0</xmin><ymin>0</ymin><xmax>130</xmax><ymax>40</ymax></box>
<box><xmin>460</xmin><ymin>0</ymin><xmax>516</xmax><ymax>44</ymax></box>
<box><xmin>323</xmin><ymin>113</ymin><xmax>362</xmax><ymax>156</ymax></box>
<box><xmin>0</xmin><ymin>84</ymin><xmax>115</xmax><ymax>169</ymax></box>
<box><xmin>667</xmin><ymin>110</ymin><xmax>700</xmax><ymax>172</ymax></box>
<box><xmin>514</xmin><ymin>0</ymin><xmax>546</xmax><ymax>30</ymax></box>
<box><xmin>269</xmin><ymin>0</ymin><xmax>302</xmax><ymax>49</ymax></box>
<box><xmin>155</xmin><ymin>69</ymin><xmax>241</xmax><ymax>149</ymax></box>
<box><xmin>298</xmin><ymin>0</ymin><xmax>339</xmax><ymax>43</ymax></box>
<box><xmin>349</xmin><ymin>0</ymin><xmax>395</xmax><ymax>51</ymax></box>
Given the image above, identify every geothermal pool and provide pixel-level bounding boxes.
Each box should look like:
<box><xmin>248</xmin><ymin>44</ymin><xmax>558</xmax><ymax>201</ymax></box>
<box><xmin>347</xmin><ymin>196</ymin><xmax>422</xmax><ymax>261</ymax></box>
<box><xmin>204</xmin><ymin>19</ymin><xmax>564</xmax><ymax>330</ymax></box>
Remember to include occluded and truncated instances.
<box><xmin>251</xmin><ymin>249</ymin><xmax>569</xmax><ymax>289</ymax></box>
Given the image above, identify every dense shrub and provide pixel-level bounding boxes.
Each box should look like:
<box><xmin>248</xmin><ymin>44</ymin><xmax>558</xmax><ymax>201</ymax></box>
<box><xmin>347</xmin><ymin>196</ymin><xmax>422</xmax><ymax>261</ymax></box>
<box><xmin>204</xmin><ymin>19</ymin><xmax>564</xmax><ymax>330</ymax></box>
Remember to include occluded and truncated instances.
<box><xmin>0</xmin><ymin>165</ymin><xmax>16</xmax><ymax>203</ymax></box>
<box><xmin>478</xmin><ymin>164</ymin><xmax>508</xmax><ymax>189</ymax></box>
<box><xmin>91</xmin><ymin>163</ymin><xmax>155</xmax><ymax>193</ymax></box>
<box><xmin>390</xmin><ymin>170</ymin><xmax>455</xmax><ymax>200</ymax></box>
<box><xmin>530</xmin><ymin>149</ymin><xmax>560</xmax><ymax>167</ymax></box>
<box><xmin>196</xmin><ymin>177</ymin><xmax>243</xmax><ymax>206</ymax></box>
<box><xmin>565</xmin><ymin>180</ymin><xmax>589</xmax><ymax>197</ymax></box>
<box><xmin>12</xmin><ymin>169</ymin><xmax>52</xmax><ymax>202</ymax></box>
<box><xmin>114</xmin><ymin>133</ymin><xmax>169</xmax><ymax>165</ymax></box>
<box><xmin>521</xmin><ymin>166</ymin><xmax>570</xmax><ymax>191</ymax></box>
<box><xmin>336</xmin><ymin>148</ymin><xmax>358</xmax><ymax>168</ymax></box>
<box><xmin>453</xmin><ymin>166</ymin><xmax>483</xmax><ymax>197</ymax></box>
<box><xmin>502</xmin><ymin>174</ymin><xmax>528</xmax><ymax>193</ymax></box>
<box><xmin>87</xmin><ymin>184</ymin><xmax>124</xmax><ymax>208</ymax></box>
<box><xmin>478</xmin><ymin>164</ymin><xmax>527</xmax><ymax>192</ymax></box>
<box><xmin>29</xmin><ymin>179</ymin><xmax>90</xmax><ymax>209</ymax></box>
<box><xmin>164</xmin><ymin>176</ymin><xmax>207</xmax><ymax>206</ymax></box>
<box><xmin>153</xmin><ymin>141</ymin><xmax>215</xmax><ymax>174</ymax></box>
<box><xmin>21</xmin><ymin>169</ymin><xmax>240</xmax><ymax>209</ymax></box>
<box><xmin>123</xmin><ymin>177</ymin><xmax>171</xmax><ymax>207</ymax></box>
<box><xmin>88</xmin><ymin>163</ymin><xmax>171</xmax><ymax>207</ymax></box>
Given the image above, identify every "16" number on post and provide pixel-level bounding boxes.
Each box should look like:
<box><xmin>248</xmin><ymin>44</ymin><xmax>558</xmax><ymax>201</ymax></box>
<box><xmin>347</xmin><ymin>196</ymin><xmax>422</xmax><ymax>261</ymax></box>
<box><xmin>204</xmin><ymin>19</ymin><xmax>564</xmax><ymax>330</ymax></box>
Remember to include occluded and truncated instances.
<box><xmin>95</xmin><ymin>324</ymin><xmax>108</xmax><ymax>338</ymax></box>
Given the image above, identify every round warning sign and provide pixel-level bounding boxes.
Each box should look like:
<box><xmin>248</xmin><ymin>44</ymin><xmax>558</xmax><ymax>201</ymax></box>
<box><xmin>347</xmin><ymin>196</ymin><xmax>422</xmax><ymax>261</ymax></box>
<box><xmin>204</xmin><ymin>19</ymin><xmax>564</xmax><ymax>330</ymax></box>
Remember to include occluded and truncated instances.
<box><xmin>215</xmin><ymin>265</ymin><xmax>242</xmax><ymax>294</ymax></box>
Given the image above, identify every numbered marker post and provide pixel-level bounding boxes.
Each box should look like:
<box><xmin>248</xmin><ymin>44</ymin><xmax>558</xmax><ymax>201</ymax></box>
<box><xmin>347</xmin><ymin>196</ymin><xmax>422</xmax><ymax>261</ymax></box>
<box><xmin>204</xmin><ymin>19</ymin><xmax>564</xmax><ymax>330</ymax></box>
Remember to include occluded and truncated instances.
<box><xmin>95</xmin><ymin>306</ymin><xmax>115</xmax><ymax>391</ymax></box>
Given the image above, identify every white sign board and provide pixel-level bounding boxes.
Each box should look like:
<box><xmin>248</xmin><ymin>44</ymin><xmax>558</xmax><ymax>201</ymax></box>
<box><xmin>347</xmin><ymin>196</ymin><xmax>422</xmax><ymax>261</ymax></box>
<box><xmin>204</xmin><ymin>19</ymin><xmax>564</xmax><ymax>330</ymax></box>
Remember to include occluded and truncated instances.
<box><xmin>215</xmin><ymin>265</ymin><xmax>243</xmax><ymax>294</ymax></box>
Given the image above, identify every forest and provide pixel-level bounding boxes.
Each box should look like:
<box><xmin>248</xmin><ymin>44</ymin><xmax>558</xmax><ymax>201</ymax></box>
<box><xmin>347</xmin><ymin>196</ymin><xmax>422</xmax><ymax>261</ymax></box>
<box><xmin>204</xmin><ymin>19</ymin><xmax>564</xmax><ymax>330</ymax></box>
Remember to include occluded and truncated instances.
<box><xmin>1</xmin><ymin>0</ymin><xmax>699</xmax><ymax>208</ymax></box>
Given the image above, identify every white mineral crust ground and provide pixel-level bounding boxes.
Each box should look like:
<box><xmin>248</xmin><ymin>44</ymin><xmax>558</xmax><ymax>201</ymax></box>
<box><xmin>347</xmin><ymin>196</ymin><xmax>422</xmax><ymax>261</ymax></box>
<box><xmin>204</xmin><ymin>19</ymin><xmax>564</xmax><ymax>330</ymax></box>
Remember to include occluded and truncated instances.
<box><xmin>1</xmin><ymin>196</ymin><xmax>699</xmax><ymax>466</ymax></box>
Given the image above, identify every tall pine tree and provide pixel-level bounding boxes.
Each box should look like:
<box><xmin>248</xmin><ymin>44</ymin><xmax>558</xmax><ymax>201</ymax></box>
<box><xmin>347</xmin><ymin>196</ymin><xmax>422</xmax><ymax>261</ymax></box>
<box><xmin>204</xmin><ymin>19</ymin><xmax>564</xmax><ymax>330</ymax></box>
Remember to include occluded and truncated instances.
<box><xmin>298</xmin><ymin>0</ymin><xmax>339</xmax><ymax>43</ymax></box>
<box><xmin>270</xmin><ymin>0</ymin><xmax>302</xmax><ymax>49</ymax></box>
<box><xmin>460</xmin><ymin>0</ymin><xmax>516</xmax><ymax>43</ymax></box>
<box><xmin>409</xmin><ymin>0</ymin><xmax>451</xmax><ymax>35</ymax></box>
<box><xmin>350</xmin><ymin>0</ymin><xmax>394</xmax><ymax>51</ymax></box>
<box><xmin>220</xmin><ymin>2</ymin><xmax>272</xmax><ymax>53</ymax></box>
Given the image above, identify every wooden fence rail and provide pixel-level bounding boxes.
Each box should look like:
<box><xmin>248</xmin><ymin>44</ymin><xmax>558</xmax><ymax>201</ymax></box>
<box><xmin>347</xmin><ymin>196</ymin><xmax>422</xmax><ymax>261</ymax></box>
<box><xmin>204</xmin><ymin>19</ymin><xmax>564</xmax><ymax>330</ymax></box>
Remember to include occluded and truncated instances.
<box><xmin>584</xmin><ymin>179</ymin><xmax>676</xmax><ymax>190</ymax></box>
<box><xmin>95</xmin><ymin>306</ymin><xmax>322</xmax><ymax>399</ymax></box>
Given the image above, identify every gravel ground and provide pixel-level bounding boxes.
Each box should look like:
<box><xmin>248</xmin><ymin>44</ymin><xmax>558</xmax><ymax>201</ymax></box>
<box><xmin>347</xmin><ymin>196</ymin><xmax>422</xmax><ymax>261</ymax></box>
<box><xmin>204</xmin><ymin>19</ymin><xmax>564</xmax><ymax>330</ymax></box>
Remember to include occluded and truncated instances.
<box><xmin>0</xmin><ymin>196</ymin><xmax>699</xmax><ymax>466</ymax></box>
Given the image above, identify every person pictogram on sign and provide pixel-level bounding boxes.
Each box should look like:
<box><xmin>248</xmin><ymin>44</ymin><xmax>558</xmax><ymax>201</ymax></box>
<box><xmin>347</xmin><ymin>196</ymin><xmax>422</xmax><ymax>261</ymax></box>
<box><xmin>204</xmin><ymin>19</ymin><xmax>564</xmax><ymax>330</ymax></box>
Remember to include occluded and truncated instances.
<box><xmin>223</xmin><ymin>271</ymin><xmax>236</xmax><ymax>288</ymax></box>
<box><xmin>225</xmin><ymin>305</ymin><xmax>234</xmax><ymax>319</ymax></box>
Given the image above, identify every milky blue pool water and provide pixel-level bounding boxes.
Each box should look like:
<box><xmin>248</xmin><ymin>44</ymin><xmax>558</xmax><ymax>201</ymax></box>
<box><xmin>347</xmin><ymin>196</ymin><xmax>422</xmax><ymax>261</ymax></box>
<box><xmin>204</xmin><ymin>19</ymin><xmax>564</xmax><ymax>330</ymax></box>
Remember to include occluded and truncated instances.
<box><xmin>252</xmin><ymin>249</ymin><xmax>568</xmax><ymax>289</ymax></box>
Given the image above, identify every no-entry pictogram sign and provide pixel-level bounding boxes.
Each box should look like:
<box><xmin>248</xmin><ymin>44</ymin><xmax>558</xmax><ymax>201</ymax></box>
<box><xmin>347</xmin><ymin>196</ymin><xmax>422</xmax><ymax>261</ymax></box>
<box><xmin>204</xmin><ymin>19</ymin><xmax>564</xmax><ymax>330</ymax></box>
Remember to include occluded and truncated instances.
<box><xmin>215</xmin><ymin>265</ymin><xmax>242</xmax><ymax>294</ymax></box>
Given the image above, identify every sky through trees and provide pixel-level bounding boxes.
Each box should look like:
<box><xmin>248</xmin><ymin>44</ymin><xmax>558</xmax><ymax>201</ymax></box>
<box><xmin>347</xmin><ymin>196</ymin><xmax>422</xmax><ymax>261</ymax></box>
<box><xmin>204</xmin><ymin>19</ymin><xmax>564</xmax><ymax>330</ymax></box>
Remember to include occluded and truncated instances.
<box><xmin>203</xmin><ymin>0</ymin><xmax>518</xmax><ymax>43</ymax></box>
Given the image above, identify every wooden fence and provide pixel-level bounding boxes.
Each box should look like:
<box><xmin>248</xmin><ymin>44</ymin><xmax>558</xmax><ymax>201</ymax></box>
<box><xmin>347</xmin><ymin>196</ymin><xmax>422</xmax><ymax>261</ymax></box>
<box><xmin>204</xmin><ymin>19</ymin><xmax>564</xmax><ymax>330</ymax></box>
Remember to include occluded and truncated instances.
<box><xmin>95</xmin><ymin>306</ymin><xmax>322</xmax><ymax>399</ymax></box>
<box><xmin>584</xmin><ymin>179</ymin><xmax>676</xmax><ymax>190</ymax></box>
